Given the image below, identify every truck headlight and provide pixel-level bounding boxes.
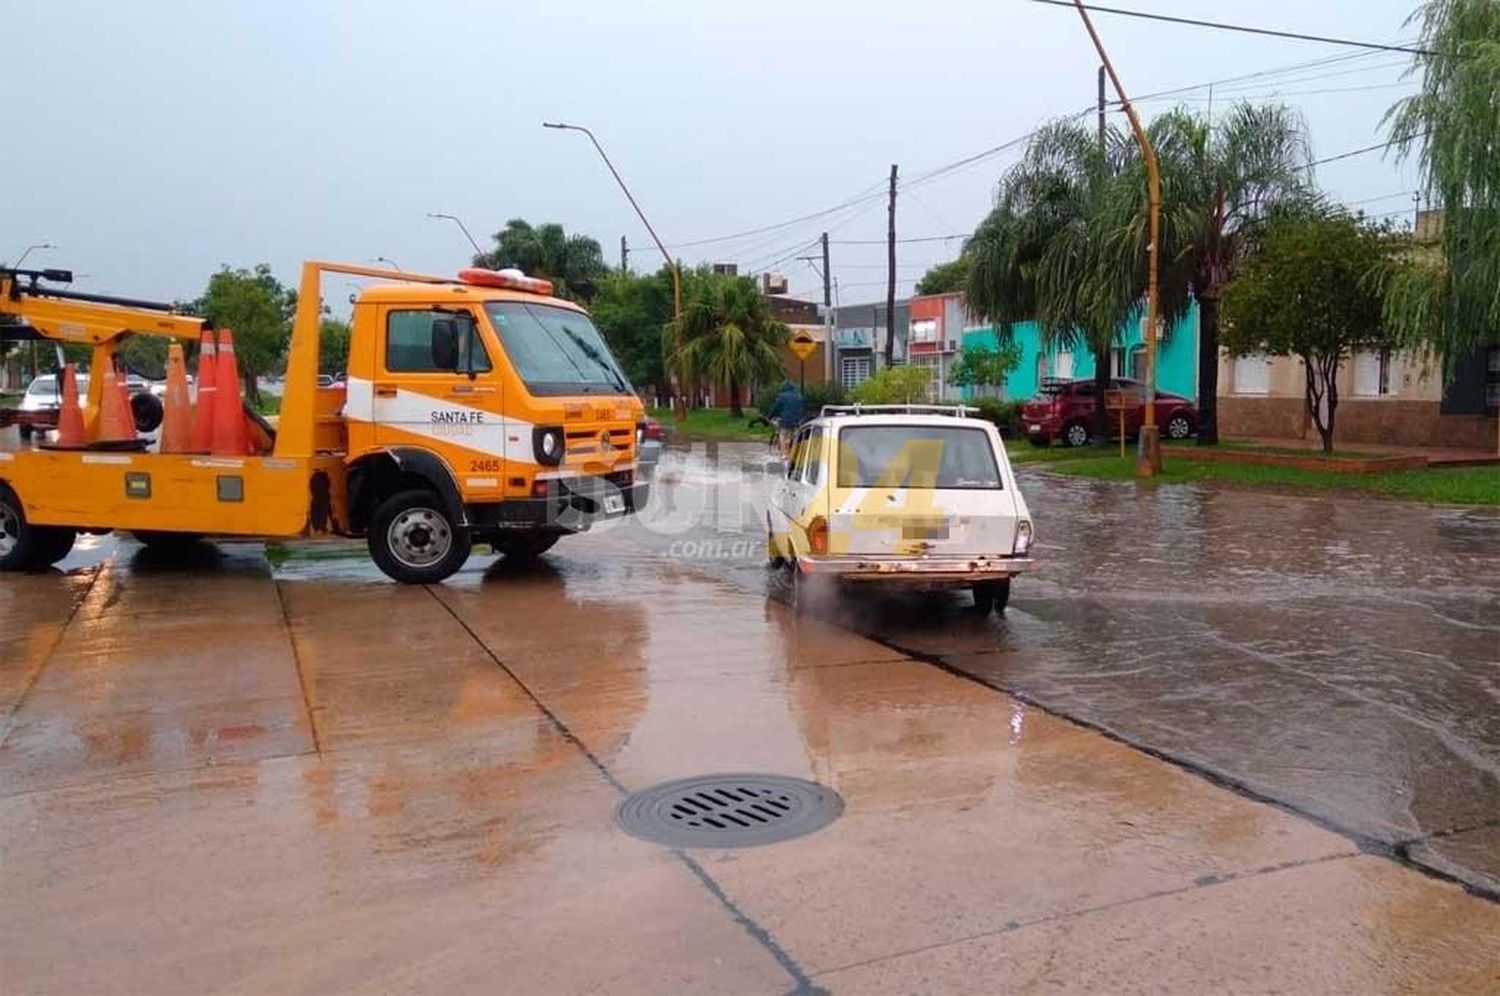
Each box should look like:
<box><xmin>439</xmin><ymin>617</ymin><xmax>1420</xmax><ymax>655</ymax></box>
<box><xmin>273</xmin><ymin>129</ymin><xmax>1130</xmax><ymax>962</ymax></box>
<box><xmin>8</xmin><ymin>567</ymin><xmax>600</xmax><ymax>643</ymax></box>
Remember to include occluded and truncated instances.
<box><xmin>1013</xmin><ymin>520</ymin><xmax>1033</xmax><ymax>556</ymax></box>
<box><xmin>534</xmin><ymin>426</ymin><xmax>563</xmax><ymax>466</ymax></box>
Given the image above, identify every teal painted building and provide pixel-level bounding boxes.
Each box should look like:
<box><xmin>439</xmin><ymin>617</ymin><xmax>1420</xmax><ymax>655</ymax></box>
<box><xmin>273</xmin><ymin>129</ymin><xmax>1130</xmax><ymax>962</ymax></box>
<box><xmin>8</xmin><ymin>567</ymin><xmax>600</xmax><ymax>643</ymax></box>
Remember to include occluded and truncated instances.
<box><xmin>960</xmin><ymin>301</ymin><xmax>1200</xmax><ymax>402</ymax></box>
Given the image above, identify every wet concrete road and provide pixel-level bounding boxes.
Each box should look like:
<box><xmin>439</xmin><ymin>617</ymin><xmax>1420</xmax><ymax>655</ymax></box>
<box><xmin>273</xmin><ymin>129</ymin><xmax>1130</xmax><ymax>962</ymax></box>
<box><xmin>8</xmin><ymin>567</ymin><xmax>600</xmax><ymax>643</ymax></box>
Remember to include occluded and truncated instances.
<box><xmin>623</xmin><ymin>445</ymin><xmax>1500</xmax><ymax>898</ymax></box>
<box><xmin>0</xmin><ymin>450</ymin><xmax>1497</xmax><ymax>992</ymax></box>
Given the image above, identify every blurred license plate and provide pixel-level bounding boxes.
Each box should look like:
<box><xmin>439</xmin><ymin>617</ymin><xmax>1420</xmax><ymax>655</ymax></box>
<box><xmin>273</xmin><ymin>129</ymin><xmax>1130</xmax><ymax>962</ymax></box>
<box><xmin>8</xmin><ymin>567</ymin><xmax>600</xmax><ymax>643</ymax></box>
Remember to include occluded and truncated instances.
<box><xmin>902</xmin><ymin>521</ymin><xmax>949</xmax><ymax>540</ymax></box>
<box><xmin>1027</xmin><ymin>424</ymin><xmax>1040</xmax><ymax>433</ymax></box>
<box><xmin>602</xmin><ymin>494</ymin><xmax>625</xmax><ymax>514</ymax></box>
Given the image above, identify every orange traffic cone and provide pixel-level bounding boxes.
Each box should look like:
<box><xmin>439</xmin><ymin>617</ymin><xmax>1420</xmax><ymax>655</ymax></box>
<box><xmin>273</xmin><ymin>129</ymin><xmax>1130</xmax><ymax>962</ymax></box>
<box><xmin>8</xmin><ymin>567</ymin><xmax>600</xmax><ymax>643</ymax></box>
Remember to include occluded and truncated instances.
<box><xmin>159</xmin><ymin>343</ymin><xmax>192</xmax><ymax>453</ymax></box>
<box><xmin>191</xmin><ymin>329</ymin><xmax>217</xmax><ymax>452</ymax></box>
<box><xmin>96</xmin><ymin>364</ymin><xmax>136</xmax><ymax>444</ymax></box>
<box><xmin>212</xmin><ymin>328</ymin><xmax>249</xmax><ymax>456</ymax></box>
<box><xmin>52</xmin><ymin>363</ymin><xmax>86</xmax><ymax>448</ymax></box>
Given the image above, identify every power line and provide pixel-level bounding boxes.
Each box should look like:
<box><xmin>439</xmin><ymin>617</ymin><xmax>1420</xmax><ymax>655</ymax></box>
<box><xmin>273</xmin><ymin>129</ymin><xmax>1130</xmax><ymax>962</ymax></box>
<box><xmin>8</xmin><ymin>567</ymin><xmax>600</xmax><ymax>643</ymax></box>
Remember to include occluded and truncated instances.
<box><xmin>1133</xmin><ymin>79</ymin><xmax>1417</xmax><ymax>104</ymax></box>
<box><xmin>831</xmin><ymin>235</ymin><xmax>967</xmax><ymax>245</ymax></box>
<box><xmin>1305</xmin><ymin>133</ymin><xmax>1426</xmax><ymax>169</ymax></box>
<box><xmin>1028</xmin><ymin>1</ymin><xmax>1437</xmax><ymax>57</ymax></box>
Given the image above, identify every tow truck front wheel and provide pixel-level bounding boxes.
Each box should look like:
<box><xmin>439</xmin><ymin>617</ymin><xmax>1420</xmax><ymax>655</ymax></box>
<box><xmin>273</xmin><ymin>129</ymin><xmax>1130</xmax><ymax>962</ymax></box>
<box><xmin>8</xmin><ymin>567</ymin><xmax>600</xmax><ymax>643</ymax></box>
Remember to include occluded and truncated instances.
<box><xmin>369</xmin><ymin>489</ymin><xmax>471</xmax><ymax>584</ymax></box>
<box><xmin>0</xmin><ymin>485</ymin><xmax>75</xmax><ymax>571</ymax></box>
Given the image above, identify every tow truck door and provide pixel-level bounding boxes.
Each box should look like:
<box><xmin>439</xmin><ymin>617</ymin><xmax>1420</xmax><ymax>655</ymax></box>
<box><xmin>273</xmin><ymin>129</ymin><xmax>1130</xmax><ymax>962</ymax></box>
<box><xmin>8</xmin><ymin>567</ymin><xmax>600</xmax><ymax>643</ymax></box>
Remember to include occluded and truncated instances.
<box><xmin>370</xmin><ymin>306</ymin><xmax>506</xmax><ymax>484</ymax></box>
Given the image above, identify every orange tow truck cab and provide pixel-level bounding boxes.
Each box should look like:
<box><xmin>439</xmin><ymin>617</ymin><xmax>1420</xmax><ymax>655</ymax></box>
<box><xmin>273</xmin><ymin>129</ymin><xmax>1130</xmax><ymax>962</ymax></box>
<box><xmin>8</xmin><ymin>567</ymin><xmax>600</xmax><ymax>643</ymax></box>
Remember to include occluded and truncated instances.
<box><xmin>0</xmin><ymin>261</ymin><xmax>647</xmax><ymax>583</ymax></box>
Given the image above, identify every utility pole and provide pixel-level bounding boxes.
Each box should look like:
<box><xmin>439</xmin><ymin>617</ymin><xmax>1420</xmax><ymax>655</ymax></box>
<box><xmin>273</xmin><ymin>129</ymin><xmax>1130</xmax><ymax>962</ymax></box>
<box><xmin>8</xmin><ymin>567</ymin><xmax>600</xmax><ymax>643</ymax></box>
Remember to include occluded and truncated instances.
<box><xmin>885</xmin><ymin>164</ymin><xmax>898</xmax><ymax>368</ymax></box>
<box><xmin>821</xmin><ymin>231</ymin><xmax>834</xmax><ymax>385</ymax></box>
<box><xmin>1097</xmin><ymin>65</ymin><xmax>1107</xmax><ymax>150</ymax></box>
<box><xmin>620</xmin><ymin>235</ymin><xmax>628</xmax><ymax>274</ymax></box>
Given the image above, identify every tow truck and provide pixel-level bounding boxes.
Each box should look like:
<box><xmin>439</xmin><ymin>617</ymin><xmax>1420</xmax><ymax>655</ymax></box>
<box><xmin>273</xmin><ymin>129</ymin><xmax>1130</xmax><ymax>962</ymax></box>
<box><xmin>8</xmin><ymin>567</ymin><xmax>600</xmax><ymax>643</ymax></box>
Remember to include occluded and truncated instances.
<box><xmin>0</xmin><ymin>261</ymin><xmax>645</xmax><ymax>583</ymax></box>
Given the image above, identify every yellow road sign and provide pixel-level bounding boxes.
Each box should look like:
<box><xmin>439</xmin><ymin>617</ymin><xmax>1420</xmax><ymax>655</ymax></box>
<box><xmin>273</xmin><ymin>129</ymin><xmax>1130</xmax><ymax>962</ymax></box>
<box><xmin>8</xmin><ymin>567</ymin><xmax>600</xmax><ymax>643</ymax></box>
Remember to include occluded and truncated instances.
<box><xmin>788</xmin><ymin>330</ymin><xmax>818</xmax><ymax>361</ymax></box>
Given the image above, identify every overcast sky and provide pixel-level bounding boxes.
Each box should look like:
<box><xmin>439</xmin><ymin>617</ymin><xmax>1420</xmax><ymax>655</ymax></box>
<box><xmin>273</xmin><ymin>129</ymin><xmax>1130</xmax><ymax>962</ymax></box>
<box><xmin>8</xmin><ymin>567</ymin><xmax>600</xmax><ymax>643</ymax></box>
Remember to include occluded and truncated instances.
<box><xmin>5</xmin><ymin>0</ymin><xmax>1424</xmax><ymax>310</ymax></box>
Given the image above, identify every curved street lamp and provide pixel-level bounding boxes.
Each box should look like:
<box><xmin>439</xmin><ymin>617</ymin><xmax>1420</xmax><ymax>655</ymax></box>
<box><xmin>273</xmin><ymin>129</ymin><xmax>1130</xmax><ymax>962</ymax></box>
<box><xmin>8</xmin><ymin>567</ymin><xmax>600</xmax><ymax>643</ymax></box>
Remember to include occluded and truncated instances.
<box><xmin>426</xmin><ymin>213</ymin><xmax>485</xmax><ymax>259</ymax></box>
<box><xmin>543</xmin><ymin>121</ymin><xmax>685</xmax><ymax>416</ymax></box>
<box><xmin>1069</xmin><ymin>0</ymin><xmax>1162</xmax><ymax>476</ymax></box>
<box><xmin>8</xmin><ymin>242</ymin><xmax>55</xmax><ymax>269</ymax></box>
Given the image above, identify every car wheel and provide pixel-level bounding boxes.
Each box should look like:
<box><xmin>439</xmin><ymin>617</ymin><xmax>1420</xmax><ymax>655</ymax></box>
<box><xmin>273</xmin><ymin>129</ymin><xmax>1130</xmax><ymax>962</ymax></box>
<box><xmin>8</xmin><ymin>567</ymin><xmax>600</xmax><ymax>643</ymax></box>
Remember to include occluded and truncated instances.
<box><xmin>492</xmin><ymin>530</ymin><xmax>559</xmax><ymax>561</ymax></box>
<box><xmin>1166</xmin><ymin>413</ymin><xmax>1194</xmax><ymax>440</ymax></box>
<box><xmin>368</xmin><ymin>489</ymin><xmax>471</xmax><ymax>584</ymax></box>
<box><xmin>17</xmin><ymin>424</ymin><xmax>33</xmax><ymax>441</ymax></box>
<box><xmin>1063</xmin><ymin>421</ymin><xmax>1090</xmax><ymax>447</ymax></box>
<box><xmin>0</xmin><ymin>484</ymin><xmax>72</xmax><ymax>570</ymax></box>
<box><xmin>971</xmin><ymin>579</ymin><xmax>1012</xmax><ymax>614</ymax></box>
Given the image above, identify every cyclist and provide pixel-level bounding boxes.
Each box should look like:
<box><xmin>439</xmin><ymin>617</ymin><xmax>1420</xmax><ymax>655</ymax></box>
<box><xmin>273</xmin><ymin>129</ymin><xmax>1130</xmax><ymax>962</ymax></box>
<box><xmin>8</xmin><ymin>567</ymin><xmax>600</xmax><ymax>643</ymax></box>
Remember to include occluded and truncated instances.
<box><xmin>765</xmin><ymin>380</ymin><xmax>805</xmax><ymax>455</ymax></box>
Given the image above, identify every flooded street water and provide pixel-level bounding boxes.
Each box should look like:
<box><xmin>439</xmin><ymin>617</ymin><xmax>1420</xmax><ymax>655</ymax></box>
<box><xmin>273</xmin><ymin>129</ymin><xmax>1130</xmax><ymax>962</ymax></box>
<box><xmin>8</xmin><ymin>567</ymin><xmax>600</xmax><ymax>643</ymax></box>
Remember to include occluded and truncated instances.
<box><xmin>608</xmin><ymin>443</ymin><xmax>1500</xmax><ymax>895</ymax></box>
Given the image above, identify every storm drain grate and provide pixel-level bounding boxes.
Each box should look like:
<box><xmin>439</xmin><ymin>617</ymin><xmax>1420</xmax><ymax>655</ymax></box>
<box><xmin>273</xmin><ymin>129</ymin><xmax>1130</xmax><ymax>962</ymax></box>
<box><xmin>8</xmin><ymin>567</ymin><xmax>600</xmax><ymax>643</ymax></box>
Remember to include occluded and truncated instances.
<box><xmin>617</xmin><ymin>774</ymin><xmax>843</xmax><ymax>848</ymax></box>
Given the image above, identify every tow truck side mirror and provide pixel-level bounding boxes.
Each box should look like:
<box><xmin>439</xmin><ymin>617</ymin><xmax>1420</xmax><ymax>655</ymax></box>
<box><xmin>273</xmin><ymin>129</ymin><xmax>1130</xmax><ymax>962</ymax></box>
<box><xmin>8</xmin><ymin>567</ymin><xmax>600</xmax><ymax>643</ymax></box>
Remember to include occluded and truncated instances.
<box><xmin>430</xmin><ymin>318</ymin><xmax>460</xmax><ymax>371</ymax></box>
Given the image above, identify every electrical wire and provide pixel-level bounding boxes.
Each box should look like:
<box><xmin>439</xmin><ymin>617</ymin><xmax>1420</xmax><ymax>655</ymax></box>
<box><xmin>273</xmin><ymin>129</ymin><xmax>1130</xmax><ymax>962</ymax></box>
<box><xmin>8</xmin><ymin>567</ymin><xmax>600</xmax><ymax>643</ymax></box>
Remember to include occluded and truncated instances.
<box><xmin>1028</xmin><ymin>0</ymin><xmax>1438</xmax><ymax>57</ymax></box>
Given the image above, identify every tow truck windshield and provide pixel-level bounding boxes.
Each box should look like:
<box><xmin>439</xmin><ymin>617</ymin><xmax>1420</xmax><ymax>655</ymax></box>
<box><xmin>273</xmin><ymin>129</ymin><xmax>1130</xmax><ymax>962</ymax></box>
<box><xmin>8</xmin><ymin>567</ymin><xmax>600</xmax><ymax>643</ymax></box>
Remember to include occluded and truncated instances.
<box><xmin>485</xmin><ymin>301</ymin><xmax>631</xmax><ymax>396</ymax></box>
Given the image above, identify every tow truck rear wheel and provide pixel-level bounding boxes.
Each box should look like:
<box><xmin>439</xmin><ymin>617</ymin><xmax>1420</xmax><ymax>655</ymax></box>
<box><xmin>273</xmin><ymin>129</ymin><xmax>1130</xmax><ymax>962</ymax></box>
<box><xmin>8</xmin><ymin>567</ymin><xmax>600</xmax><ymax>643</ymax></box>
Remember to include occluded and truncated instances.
<box><xmin>971</xmin><ymin>579</ymin><xmax>1011</xmax><ymax>614</ymax></box>
<box><xmin>369</xmin><ymin>489</ymin><xmax>471</xmax><ymax>584</ymax></box>
<box><xmin>0</xmin><ymin>485</ymin><xmax>74</xmax><ymax>570</ymax></box>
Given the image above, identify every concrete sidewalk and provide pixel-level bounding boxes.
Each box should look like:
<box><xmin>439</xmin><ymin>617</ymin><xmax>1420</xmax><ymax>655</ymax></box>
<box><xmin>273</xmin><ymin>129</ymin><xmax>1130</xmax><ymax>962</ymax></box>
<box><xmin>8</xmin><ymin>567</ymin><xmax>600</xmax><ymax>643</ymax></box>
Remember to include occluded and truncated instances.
<box><xmin>1</xmin><ymin>547</ymin><xmax>1496</xmax><ymax>994</ymax></box>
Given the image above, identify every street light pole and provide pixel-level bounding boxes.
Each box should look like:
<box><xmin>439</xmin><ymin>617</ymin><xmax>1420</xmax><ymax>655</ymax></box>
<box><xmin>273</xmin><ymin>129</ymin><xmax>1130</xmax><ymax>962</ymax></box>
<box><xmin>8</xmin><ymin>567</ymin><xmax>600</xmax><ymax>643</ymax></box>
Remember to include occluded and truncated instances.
<box><xmin>6</xmin><ymin>244</ymin><xmax>55</xmax><ymax>382</ymax></box>
<box><xmin>543</xmin><ymin>121</ymin><xmax>684</xmax><ymax>418</ymax></box>
<box><xmin>426</xmin><ymin>213</ymin><xmax>485</xmax><ymax>260</ymax></box>
<box><xmin>1070</xmin><ymin>0</ymin><xmax>1163</xmax><ymax>477</ymax></box>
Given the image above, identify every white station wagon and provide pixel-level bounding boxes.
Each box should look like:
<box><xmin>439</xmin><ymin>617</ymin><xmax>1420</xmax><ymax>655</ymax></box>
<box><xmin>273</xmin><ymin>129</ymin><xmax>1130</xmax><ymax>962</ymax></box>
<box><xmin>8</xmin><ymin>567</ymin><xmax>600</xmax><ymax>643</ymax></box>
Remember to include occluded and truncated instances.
<box><xmin>767</xmin><ymin>404</ymin><xmax>1036</xmax><ymax>612</ymax></box>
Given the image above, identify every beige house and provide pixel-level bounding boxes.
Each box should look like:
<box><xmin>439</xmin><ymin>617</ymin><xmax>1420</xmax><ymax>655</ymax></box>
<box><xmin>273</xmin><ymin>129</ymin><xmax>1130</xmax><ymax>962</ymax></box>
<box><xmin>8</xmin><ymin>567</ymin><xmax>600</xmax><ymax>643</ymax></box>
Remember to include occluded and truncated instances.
<box><xmin>1217</xmin><ymin>346</ymin><xmax>1497</xmax><ymax>449</ymax></box>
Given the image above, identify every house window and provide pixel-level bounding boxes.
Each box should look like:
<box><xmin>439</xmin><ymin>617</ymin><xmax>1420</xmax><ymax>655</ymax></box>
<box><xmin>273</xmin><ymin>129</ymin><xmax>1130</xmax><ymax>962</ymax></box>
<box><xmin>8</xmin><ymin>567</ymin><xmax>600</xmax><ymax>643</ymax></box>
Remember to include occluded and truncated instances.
<box><xmin>910</xmin><ymin>318</ymin><xmax>939</xmax><ymax>344</ymax></box>
<box><xmin>1353</xmin><ymin>349</ymin><xmax>1392</xmax><ymax>397</ymax></box>
<box><xmin>1036</xmin><ymin>352</ymin><xmax>1048</xmax><ymax>386</ymax></box>
<box><xmin>1233</xmin><ymin>353</ymin><xmax>1269</xmax><ymax>395</ymax></box>
<box><xmin>1129</xmin><ymin>345</ymin><xmax>1147</xmax><ymax>382</ymax></box>
<box><xmin>1054</xmin><ymin>351</ymin><xmax>1074</xmax><ymax>380</ymax></box>
<box><xmin>841</xmin><ymin>355</ymin><xmax>872</xmax><ymax>392</ymax></box>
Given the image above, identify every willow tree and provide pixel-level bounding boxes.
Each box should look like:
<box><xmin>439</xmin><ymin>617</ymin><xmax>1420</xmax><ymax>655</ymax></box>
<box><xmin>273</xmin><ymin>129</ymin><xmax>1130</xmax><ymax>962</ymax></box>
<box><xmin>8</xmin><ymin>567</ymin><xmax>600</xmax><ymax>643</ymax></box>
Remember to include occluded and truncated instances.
<box><xmin>966</xmin><ymin>120</ymin><xmax>1140</xmax><ymax>441</ymax></box>
<box><xmin>1384</xmin><ymin>0</ymin><xmax>1500</xmax><ymax>445</ymax></box>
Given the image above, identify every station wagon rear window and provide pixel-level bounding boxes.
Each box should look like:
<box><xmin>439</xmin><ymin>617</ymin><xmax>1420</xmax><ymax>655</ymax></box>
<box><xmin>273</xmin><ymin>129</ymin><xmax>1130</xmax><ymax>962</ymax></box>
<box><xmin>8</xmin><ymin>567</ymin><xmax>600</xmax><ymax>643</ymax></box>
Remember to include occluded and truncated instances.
<box><xmin>485</xmin><ymin>301</ymin><xmax>632</xmax><ymax>396</ymax></box>
<box><xmin>835</xmin><ymin>425</ymin><xmax>1002</xmax><ymax>490</ymax></box>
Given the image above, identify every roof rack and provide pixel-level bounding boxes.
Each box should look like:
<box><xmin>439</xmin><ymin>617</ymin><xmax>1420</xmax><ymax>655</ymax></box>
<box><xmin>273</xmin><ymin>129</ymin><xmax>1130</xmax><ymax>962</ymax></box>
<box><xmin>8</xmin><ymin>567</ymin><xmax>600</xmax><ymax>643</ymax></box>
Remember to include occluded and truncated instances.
<box><xmin>819</xmin><ymin>403</ymin><xmax>979</xmax><ymax>418</ymax></box>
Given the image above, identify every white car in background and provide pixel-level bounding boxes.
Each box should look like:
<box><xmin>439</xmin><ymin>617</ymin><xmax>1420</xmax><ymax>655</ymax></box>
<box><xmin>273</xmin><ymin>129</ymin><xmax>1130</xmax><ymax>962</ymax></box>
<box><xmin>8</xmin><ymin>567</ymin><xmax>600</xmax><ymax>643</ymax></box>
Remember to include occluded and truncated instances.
<box><xmin>767</xmin><ymin>404</ymin><xmax>1036</xmax><ymax>613</ymax></box>
<box><xmin>16</xmin><ymin>373</ymin><xmax>89</xmax><ymax>440</ymax></box>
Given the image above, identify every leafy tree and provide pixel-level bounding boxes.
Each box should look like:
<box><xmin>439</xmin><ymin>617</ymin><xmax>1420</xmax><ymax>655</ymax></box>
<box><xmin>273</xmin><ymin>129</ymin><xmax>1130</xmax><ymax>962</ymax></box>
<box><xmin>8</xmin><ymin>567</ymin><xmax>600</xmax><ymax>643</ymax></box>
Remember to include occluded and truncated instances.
<box><xmin>319</xmin><ymin>318</ymin><xmax>351</xmax><ymax>376</ymax></box>
<box><xmin>851</xmin><ymin>365</ymin><xmax>934</xmax><ymax>404</ymax></box>
<box><xmin>1383</xmin><ymin>0</ymin><xmax>1500</xmax><ymax>397</ymax></box>
<box><xmin>117</xmin><ymin>335</ymin><xmax>169</xmax><ymax>380</ymax></box>
<box><xmin>1220</xmin><ymin>214</ymin><xmax>1396</xmax><ymax>454</ymax></box>
<box><xmin>965</xmin><ymin>120</ymin><xmax>1138</xmax><ymax>441</ymax></box>
<box><xmin>947</xmin><ymin>340</ymin><xmax>1023</xmax><ymax>394</ymax></box>
<box><xmin>191</xmin><ymin>264</ymin><xmax>295</xmax><ymax>402</ymax></box>
<box><xmin>1142</xmin><ymin>103</ymin><xmax>1318</xmax><ymax>445</ymax></box>
<box><xmin>915</xmin><ymin>256</ymin><xmax>971</xmax><ymax>295</ymax></box>
<box><xmin>474</xmin><ymin>219</ymin><xmax>608</xmax><ymax>302</ymax></box>
<box><xmin>672</xmin><ymin>270</ymin><xmax>787</xmax><ymax>417</ymax></box>
<box><xmin>589</xmin><ymin>267</ymin><xmax>673</xmax><ymax>398</ymax></box>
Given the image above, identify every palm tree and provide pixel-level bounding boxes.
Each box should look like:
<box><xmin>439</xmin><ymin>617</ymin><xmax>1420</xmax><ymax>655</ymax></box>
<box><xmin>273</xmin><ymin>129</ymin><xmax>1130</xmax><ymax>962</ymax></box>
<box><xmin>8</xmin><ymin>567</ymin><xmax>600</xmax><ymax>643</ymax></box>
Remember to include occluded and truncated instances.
<box><xmin>966</xmin><ymin>119</ymin><xmax>1140</xmax><ymax>441</ymax></box>
<box><xmin>474</xmin><ymin>219</ymin><xmax>608</xmax><ymax>301</ymax></box>
<box><xmin>1138</xmin><ymin>104</ymin><xmax>1316</xmax><ymax>444</ymax></box>
<box><xmin>673</xmin><ymin>272</ymin><xmax>787</xmax><ymax>417</ymax></box>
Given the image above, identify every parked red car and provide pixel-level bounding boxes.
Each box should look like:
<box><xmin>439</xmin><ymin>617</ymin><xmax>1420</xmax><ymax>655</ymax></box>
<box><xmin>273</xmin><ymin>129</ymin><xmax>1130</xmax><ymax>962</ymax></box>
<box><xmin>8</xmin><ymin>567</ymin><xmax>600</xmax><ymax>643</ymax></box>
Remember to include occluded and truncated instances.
<box><xmin>1021</xmin><ymin>378</ymin><xmax>1197</xmax><ymax>447</ymax></box>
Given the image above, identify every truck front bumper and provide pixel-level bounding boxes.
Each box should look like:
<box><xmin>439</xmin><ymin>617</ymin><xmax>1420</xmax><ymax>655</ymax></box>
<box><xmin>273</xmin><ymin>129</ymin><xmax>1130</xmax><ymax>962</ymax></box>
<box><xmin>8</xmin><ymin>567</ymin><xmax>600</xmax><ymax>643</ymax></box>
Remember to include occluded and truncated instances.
<box><xmin>796</xmin><ymin>554</ymin><xmax>1036</xmax><ymax>584</ymax></box>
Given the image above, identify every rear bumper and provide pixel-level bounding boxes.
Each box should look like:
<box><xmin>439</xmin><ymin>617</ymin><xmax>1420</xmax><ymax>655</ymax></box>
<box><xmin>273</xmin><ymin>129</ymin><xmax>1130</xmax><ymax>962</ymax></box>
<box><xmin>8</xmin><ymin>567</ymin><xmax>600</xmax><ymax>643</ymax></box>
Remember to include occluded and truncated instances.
<box><xmin>796</xmin><ymin>554</ymin><xmax>1036</xmax><ymax>583</ymax></box>
<box><xmin>1021</xmin><ymin>416</ymin><xmax>1060</xmax><ymax>437</ymax></box>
